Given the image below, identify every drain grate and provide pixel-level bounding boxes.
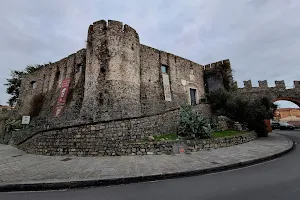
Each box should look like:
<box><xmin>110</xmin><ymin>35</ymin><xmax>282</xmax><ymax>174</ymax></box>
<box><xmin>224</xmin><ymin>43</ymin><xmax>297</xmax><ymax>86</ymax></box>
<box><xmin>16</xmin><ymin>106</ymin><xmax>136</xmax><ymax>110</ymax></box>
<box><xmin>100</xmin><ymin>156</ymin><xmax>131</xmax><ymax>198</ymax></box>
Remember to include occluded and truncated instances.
<box><xmin>61</xmin><ymin>158</ymin><xmax>72</xmax><ymax>162</ymax></box>
<box><xmin>12</xmin><ymin>154</ymin><xmax>23</xmax><ymax>158</ymax></box>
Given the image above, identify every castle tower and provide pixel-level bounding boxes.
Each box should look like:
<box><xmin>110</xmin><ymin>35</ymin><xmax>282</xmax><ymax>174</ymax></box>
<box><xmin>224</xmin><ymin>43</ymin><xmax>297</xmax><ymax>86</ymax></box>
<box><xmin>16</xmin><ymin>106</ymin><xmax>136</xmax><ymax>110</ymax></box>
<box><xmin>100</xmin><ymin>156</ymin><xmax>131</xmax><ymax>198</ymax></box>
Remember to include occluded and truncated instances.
<box><xmin>80</xmin><ymin>20</ymin><xmax>141</xmax><ymax>121</ymax></box>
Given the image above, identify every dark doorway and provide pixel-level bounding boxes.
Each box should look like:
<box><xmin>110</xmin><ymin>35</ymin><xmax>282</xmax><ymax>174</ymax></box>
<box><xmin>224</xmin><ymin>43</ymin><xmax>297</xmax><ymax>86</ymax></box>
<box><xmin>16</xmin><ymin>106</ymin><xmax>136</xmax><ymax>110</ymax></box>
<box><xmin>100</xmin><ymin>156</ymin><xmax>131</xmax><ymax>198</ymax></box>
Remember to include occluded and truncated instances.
<box><xmin>190</xmin><ymin>88</ymin><xmax>197</xmax><ymax>105</ymax></box>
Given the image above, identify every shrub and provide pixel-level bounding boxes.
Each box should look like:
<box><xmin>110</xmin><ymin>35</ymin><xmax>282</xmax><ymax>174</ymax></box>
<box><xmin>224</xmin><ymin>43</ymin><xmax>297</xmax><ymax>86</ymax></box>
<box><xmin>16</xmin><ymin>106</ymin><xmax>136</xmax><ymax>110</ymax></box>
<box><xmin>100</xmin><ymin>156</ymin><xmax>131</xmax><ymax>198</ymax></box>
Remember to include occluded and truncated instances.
<box><xmin>178</xmin><ymin>105</ymin><xmax>212</xmax><ymax>139</ymax></box>
<box><xmin>245</xmin><ymin>97</ymin><xmax>277</xmax><ymax>137</ymax></box>
<box><xmin>208</xmin><ymin>89</ymin><xmax>277</xmax><ymax>137</ymax></box>
<box><xmin>5</xmin><ymin>119</ymin><xmax>22</xmax><ymax>133</ymax></box>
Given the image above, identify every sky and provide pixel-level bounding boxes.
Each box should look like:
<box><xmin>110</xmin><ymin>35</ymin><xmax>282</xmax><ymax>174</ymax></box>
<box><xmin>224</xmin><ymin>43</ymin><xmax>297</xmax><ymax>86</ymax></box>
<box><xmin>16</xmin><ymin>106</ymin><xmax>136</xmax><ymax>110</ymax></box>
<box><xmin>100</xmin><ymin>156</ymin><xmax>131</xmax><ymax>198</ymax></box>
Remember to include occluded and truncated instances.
<box><xmin>0</xmin><ymin>0</ymin><xmax>299</xmax><ymax>108</ymax></box>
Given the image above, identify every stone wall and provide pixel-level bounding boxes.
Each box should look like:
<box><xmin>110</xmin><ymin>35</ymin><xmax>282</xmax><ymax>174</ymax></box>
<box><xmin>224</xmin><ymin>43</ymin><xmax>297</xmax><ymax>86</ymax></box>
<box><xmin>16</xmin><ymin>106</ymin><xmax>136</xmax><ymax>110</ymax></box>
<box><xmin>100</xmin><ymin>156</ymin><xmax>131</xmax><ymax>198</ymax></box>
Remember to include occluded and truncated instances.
<box><xmin>81</xmin><ymin>20</ymin><xmax>142</xmax><ymax>121</ymax></box>
<box><xmin>19</xmin><ymin>125</ymin><xmax>255</xmax><ymax>157</ymax></box>
<box><xmin>18</xmin><ymin>49</ymin><xmax>86</xmax><ymax>122</ymax></box>
<box><xmin>238</xmin><ymin>80</ymin><xmax>300</xmax><ymax>106</ymax></box>
<box><xmin>16</xmin><ymin>104</ymin><xmax>211</xmax><ymax>156</ymax></box>
<box><xmin>204</xmin><ymin>59</ymin><xmax>234</xmax><ymax>93</ymax></box>
<box><xmin>140</xmin><ymin>45</ymin><xmax>206</xmax><ymax>116</ymax></box>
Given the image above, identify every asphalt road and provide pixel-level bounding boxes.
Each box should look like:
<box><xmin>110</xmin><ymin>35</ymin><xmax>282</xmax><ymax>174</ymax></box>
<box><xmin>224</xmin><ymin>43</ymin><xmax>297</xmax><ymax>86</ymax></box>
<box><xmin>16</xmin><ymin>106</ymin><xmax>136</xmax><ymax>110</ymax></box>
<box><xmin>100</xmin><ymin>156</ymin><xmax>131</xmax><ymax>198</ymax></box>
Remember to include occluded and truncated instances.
<box><xmin>1</xmin><ymin>130</ymin><xmax>299</xmax><ymax>200</ymax></box>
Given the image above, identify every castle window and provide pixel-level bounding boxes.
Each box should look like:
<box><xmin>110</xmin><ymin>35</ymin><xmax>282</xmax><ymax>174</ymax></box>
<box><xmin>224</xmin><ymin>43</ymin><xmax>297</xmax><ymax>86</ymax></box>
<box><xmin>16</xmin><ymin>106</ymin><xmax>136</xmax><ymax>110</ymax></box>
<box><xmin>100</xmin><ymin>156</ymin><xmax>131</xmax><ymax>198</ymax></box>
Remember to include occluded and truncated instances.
<box><xmin>190</xmin><ymin>69</ymin><xmax>194</xmax><ymax>75</ymax></box>
<box><xmin>190</xmin><ymin>88</ymin><xmax>197</xmax><ymax>105</ymax></box>
<box><xmin>55</xmin><ymin>71</ymin><xmax>60</xmax><ymax>80</ymax></box>
<box><xmin>30</xmin><ymin>81</ymin><xmax>37</xmax><ymax>89</ymax></box>
<box><xmin>100</xmin><ymin>67</ymin><xmax>106</xmax><ymax>73</ymax></box>
<box><xmin>161</xmin><ymin>65</ymin><xmax>169</xmax><ymax>74</ymax></box>
<box><xmin>75</xmin><ymin>64</ymin><xmax>82</xmax><ymax>73</ymax></box>
<box><xmin>99</xmin><ymin>93</ymin><xmax>104</xmax><ymax>105</ymax></box>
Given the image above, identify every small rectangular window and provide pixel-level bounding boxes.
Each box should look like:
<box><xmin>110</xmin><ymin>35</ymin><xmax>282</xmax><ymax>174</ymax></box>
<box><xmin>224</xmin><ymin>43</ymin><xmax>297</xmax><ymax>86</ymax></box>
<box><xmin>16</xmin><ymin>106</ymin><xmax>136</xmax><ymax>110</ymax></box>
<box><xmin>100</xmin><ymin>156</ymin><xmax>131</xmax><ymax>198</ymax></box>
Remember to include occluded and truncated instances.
<box><xmin>31</xmin><ymin>81</ymin><xmax>37</xmax><ymax>89</ymax></box>
<box><xmin>161</xmin><ymin>65</ymin><xmax>168</xmax><ymax>74</ymax></box>
<box><xmin>190</xmin><ymin>88</ymin><xmax>197</xmax><ymax>105</ymax></box>
<box><xmin>200</xmin><ymin>97</ymin><xmax>207</xmax><ymax>103</ymax></box>
<box><xmin>75</xmin><ymin>64</ymin><xmax>82</xmax><ymax>73</ymax></box>
<box><xmin>190</xmin><ymin>69</ymin><xmax>194</xmax><ymax>75</ymax></box>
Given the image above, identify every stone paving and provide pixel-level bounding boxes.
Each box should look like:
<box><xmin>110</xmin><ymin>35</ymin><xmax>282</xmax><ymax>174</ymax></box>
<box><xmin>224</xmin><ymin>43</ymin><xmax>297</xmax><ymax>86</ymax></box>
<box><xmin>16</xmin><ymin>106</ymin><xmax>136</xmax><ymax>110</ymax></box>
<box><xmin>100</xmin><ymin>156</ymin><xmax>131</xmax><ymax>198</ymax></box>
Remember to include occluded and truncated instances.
<box><xmin>0</xmin><ymin>132</ymin><xmax>293</xmax><ymax>190</ymax></box>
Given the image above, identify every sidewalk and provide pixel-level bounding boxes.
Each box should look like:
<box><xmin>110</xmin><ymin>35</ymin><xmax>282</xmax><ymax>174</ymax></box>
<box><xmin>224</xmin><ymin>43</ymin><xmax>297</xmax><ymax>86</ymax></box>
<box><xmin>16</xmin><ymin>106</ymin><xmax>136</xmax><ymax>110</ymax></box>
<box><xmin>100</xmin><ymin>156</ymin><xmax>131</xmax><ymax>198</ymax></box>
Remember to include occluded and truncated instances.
<box><xmin>0</xmin><ymin>132</ymin><xmax>294</xmax><ymax>192</ymax></box>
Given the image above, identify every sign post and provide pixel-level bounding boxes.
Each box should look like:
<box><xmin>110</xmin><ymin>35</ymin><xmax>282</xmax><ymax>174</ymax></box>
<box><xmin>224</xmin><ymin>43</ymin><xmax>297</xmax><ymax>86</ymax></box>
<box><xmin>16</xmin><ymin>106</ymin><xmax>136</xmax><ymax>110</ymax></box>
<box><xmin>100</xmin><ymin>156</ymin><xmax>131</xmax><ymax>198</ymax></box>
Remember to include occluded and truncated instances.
<box><xmin>22</xmin><ymin>116</ymin><xmax>31</xmax><ymax>125</ymax></box>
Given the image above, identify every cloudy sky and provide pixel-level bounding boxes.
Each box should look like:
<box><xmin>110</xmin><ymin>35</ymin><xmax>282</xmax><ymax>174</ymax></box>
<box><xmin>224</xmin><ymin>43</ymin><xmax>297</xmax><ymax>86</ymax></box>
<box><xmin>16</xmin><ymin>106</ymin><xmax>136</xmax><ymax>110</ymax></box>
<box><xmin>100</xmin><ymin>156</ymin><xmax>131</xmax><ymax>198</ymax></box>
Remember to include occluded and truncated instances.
<box><xmin>0</xmin><ymin>0</ymin><xmax>299</xmax><ymax>108</ymax></box>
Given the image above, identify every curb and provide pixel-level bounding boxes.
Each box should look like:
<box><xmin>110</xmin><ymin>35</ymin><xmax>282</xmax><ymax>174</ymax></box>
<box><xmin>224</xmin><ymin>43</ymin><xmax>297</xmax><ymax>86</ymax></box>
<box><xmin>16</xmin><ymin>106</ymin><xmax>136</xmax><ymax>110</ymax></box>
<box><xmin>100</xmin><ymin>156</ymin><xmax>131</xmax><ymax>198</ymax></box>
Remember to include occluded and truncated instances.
<box><xmin>0</xmin><ymin>137</ymin><xmax>295</xmax><ymax>192</ymax></box>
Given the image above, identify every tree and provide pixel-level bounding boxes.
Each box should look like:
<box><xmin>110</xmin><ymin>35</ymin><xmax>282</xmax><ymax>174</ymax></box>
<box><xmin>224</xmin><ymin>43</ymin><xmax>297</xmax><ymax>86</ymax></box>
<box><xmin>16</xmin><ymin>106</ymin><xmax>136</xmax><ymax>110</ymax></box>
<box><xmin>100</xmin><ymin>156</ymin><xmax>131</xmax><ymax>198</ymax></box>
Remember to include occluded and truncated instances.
<box><xmin>5</xmin><ymin>70</ymin><xmax>25</xmax><ymax>107</ymax></box>
<box><xmin>208</xmin><ymin>89</ymin><xmax>277</xmax><ymax>137</ymax></box>
<box><xmin>5</xmin><ymin>63</ymin><xmax>51</xmax><ymax>106</ymax></box>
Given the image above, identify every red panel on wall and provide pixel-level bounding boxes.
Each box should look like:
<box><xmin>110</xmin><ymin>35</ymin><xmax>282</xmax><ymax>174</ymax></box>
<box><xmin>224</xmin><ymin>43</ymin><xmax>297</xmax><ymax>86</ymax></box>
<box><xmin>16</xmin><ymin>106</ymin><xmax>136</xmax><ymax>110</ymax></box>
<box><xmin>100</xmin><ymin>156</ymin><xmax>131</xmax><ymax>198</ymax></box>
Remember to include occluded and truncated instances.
<box><xmin>54</xmin><ymin>78</ymin><xmax>71</xmax><ymax>117</ymax></box>
<box><xmin>57</xmin><ymin>78</ymin><xmax>71</xmax><ymax>104</ymax></box>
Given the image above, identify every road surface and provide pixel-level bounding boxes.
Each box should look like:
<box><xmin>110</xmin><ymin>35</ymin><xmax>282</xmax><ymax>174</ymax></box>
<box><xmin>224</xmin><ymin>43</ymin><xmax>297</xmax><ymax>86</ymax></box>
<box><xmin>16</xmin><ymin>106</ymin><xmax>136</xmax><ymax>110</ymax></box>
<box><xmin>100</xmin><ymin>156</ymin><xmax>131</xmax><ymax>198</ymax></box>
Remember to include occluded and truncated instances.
<box><xmin>1</xmin><ymin>130</ymin><xmax>299</xmax><ymax>200</ymax></box>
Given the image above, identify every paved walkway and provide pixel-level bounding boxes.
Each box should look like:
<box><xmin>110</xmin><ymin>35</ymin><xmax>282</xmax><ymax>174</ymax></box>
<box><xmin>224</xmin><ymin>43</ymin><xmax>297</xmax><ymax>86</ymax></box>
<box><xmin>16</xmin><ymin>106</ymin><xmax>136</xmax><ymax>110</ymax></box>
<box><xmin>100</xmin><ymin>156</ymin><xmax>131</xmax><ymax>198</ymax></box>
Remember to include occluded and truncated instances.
<box><xmin>0</xmin><ymin>132</ymin><xmax>294</xmax><ymax>191</ymax></box>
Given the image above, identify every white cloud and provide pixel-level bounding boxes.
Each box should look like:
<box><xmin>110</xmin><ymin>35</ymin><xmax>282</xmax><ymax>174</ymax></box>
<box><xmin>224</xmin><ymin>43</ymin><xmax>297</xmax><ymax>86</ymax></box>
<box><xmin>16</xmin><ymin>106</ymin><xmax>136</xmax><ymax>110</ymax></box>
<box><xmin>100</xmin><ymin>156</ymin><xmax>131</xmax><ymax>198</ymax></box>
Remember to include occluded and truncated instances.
<box><xmin>1</xmin><ymin>0</ymin><xmax>300</xmax><ymax>108</ymax></box>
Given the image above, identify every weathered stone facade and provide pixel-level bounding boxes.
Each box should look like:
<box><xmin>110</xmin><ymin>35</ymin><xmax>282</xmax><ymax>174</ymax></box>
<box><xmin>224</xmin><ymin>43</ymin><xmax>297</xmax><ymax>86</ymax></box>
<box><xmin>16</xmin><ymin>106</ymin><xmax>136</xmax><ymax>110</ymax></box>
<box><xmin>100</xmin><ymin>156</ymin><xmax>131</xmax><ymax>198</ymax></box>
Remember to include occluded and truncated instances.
<box><xmin>18</xmin><ymin>20</ymin><xmax>211</xmax><ymax>124</ymax></box>
<box><xmin>203</xmin><ymin>59</ymin><xmax>233</xmax><ymax>93</ymax></box>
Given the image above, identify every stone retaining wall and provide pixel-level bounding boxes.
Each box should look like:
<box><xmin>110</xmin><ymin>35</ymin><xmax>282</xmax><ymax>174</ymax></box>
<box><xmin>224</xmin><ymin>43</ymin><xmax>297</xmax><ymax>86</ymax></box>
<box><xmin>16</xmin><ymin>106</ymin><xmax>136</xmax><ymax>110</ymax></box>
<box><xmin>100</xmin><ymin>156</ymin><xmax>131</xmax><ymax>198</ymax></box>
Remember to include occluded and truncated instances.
<box><xmin>12</xmin><ymin>104</ymin><xmax>210</xmax><ymax>156</ymax></box>
<box><xmin>19</xmin><ymin>127</ymin><xmax>256</xmax><ymax>156</ymax></box>
<box><xmin>113</xmin><ymin>131</ymin><xmax>256</xmax><ymax>156</ymax></box>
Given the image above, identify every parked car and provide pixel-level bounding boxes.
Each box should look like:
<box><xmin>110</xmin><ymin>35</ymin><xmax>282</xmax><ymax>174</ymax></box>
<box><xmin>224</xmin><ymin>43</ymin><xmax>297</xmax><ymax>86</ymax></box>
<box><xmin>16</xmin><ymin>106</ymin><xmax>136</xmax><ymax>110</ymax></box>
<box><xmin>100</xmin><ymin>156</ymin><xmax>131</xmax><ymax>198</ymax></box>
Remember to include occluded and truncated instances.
<box><xmin>271</xmin><ymin>122</ymin><xmax>280</xmax><ymax>129</ymax></box>
<box><xmin>272</xmin><ymin>122</ymin><xmax>295</xmax><ymax>130</ymax></box>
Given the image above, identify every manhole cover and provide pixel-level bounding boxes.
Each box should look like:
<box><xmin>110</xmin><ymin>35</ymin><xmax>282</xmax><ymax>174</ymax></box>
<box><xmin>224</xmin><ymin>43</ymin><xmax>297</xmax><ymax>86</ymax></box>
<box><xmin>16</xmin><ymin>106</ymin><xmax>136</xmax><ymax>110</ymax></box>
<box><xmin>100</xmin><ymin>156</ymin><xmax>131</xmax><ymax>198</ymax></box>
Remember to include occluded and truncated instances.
<box><xmin>61</xmin><ymin>158</ymin><xmax>72</xmax><ymax>162</ymax></box>
<box><xmin>12</xmin><ymin>154</ymin><xmax>23</xmax><ymax>158</ymax></box>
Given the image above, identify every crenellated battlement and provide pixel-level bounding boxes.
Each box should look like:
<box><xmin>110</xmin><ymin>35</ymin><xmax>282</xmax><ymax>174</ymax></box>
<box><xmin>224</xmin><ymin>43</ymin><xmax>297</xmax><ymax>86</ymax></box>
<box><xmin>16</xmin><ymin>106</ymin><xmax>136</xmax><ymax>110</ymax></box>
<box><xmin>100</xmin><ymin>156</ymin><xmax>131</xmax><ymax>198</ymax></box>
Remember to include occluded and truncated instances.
<box><xmin>237</xmin><ymin>79</ymin><xmax>300</xmax><ymax>107</ymax></box>
<box><xmin>88</xmin><ymin>20</ymin><xmax>139</xmax><ymax>41</ymax></box>
<box><xmin>275</xmin><ymin>80</ymin><xmax>285</xmax><ymax>88</ymax></box>
<box><xmin>294</xmin><ymin>81</ymin><xmax>300</xmax><ymax>88</ymax></box>
<box><xmin>203</xmin><ymin>59</ymin><xmax>230</xmax><ymax>71</ymax></box>
<box><xmin>258</xmin><ymin>80</ymin><xmax>268</xmax><ymax>88</ymax></box>
<box><xmin>239</xmin><ymin>80</ymin><xmax>300</xmax><ymax>90</ymax></box>
<box><xmin>203</xmin><ymin>59</ymin><xmax>234</xmax><ymax>92</ymax></box>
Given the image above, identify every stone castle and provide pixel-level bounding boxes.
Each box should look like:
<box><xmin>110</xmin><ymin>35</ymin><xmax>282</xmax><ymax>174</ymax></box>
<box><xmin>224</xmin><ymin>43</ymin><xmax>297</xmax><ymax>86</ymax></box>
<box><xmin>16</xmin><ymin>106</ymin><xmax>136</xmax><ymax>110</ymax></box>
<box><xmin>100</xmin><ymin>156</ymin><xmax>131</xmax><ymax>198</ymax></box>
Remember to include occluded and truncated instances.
<box><xmin>18</xmin><ymin>19</ymin><xmax>226</xmax><ymax>123</ymax></box>
<box><xmin>7</xmin><ymin>19</ymin><xmax>299</xmax><ymax>156</ymax></box>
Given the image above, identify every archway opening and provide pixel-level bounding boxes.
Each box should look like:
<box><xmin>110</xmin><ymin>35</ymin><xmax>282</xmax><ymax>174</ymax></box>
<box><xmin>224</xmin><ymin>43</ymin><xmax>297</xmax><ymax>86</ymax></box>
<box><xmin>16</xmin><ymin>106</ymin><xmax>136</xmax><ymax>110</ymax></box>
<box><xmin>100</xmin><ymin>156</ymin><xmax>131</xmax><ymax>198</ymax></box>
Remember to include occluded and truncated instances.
<box><xmin>273</xmin><ymin>99</ymin><xmax>300</xmax><ymax>128</ymax></box>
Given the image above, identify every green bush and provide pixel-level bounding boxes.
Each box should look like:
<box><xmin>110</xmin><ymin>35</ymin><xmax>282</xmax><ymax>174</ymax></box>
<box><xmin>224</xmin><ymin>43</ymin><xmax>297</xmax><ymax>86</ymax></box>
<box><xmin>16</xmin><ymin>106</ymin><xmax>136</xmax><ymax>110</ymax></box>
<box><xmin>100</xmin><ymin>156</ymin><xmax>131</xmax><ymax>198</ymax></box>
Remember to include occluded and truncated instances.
<box><xmin>178</xmin><ymin>105</ymin><xmax>212</xmax><ymax>139</ymax></box>
<box><xmin>245</xmin><ymin>97</ymin><xmax>276</xmax><ymax>137</ymax></box>
<box><xmin>5</xmin><ymin>119</ymin><xmax>22</xmax><ymax>133</ymax></box>
<box><xmin>208</xmin><ymin>89</ymin><xmax>277</xmax><ymax>137</ymax></box>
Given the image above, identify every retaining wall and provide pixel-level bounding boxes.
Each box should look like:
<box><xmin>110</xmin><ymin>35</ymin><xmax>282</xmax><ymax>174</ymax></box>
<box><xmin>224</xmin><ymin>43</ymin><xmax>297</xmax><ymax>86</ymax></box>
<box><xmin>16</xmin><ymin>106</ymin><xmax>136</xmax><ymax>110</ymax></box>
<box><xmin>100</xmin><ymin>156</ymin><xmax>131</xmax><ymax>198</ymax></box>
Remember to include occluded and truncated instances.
<box><xmin>18</xmin><ymin>123</ymin><xmax>256</xmax><ymax>157</ymax></box>
<box><xmin>14</xmin><ymin>104</ymin><xmax>212</xmax><ymax>156</ymax></box>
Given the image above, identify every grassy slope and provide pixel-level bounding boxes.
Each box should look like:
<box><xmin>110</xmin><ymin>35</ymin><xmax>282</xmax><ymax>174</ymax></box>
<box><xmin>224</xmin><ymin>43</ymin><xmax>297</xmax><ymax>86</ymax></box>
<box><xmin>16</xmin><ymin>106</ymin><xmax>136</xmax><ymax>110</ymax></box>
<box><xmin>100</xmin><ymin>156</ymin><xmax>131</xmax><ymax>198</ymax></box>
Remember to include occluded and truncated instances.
<box><xmin>153</xmin><ymin>131</ymin><xmax>246</xmax><ymax>141</ymax></box>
